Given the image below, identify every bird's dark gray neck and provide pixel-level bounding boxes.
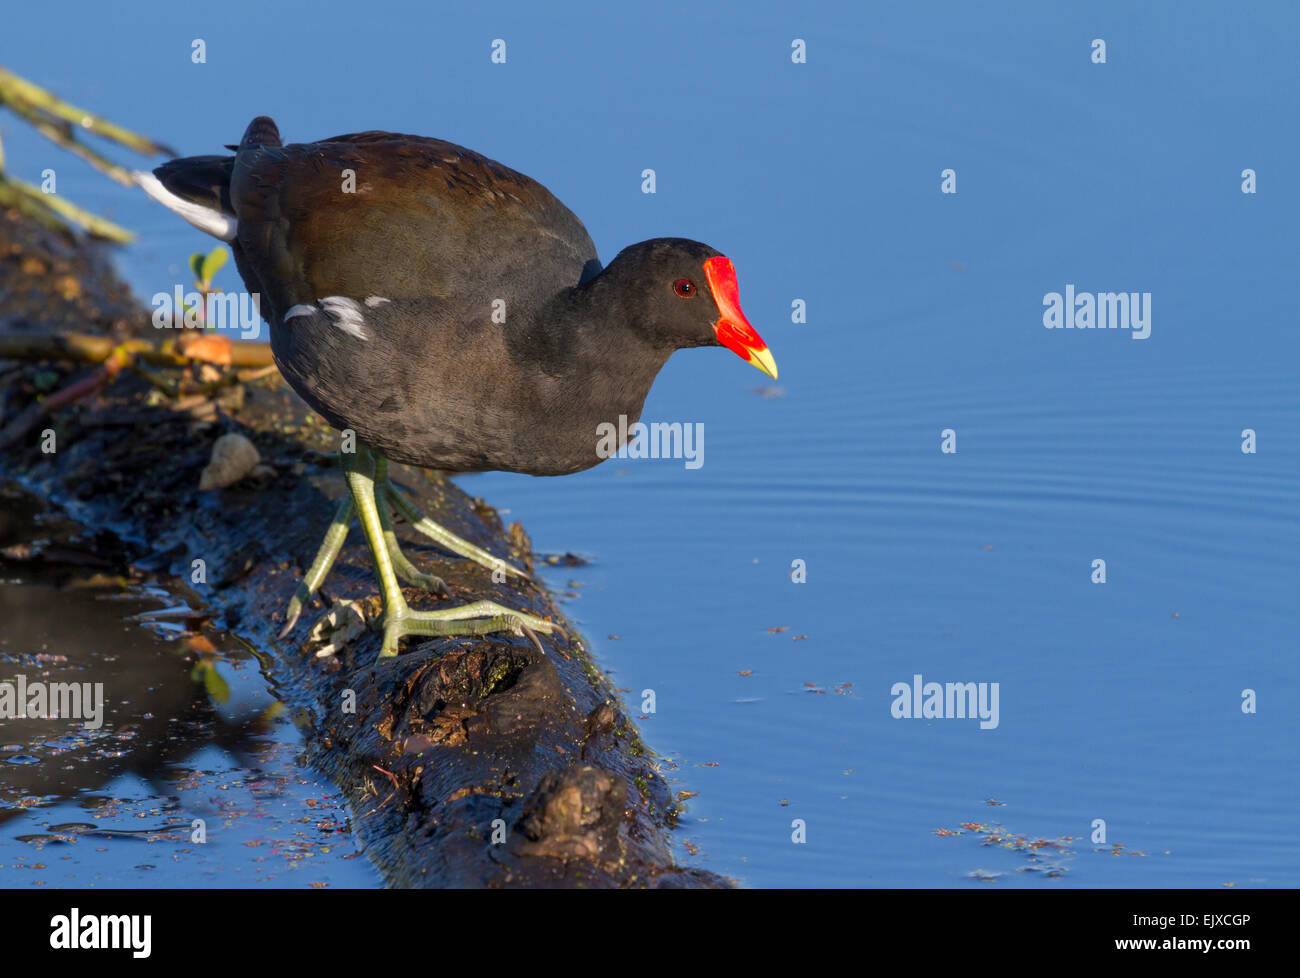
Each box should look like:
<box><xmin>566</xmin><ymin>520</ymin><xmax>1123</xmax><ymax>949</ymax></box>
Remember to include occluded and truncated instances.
<box><xmin>509</xmin><ymin>282</ymin><xmax>675</xmax><ymax>424</ymax></box>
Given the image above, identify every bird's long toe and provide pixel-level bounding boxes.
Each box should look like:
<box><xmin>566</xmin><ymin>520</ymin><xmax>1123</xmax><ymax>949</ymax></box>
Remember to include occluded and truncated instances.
<box><xmin>375</xmin><ymin>598</ymin><xmax>558</xmax><ymax>658</ymax></box>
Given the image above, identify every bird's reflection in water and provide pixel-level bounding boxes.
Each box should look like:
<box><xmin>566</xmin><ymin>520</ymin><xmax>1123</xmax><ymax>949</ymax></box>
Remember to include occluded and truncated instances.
<box><xmin>0</xmin><ymin>573</ymin><xmax>273</xmax><ymax>827</ymax></box>
<box><xmin>0</xmin><ymin>483</ymin><xmax>376</xmax><ymax>886</ymax></box>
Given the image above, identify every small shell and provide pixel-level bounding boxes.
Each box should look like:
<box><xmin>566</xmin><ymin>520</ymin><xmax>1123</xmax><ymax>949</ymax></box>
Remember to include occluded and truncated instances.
<box><xmin>199</xmin><ymin>432</ymin><xmax>260</xmax><ymax>490</ymax></box>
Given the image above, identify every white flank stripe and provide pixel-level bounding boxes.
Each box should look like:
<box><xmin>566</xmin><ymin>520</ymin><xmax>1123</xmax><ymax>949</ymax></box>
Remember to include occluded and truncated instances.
<box><xmin>318</xmin><ymin>296</ymin><xmax>368</xmax><ymax>340</ymax></box>
<box><xmin>134</xmin><ymin>171</ymin><xmax>236</xmax><ymax>241</ymax></box>
<box><xmin>283</xmin><ymin>304</ymin><xmax>316</xmax><ymax>321</ymax></box>
<box><xmin>364</xmin><ymin>296</ymin><xmax>391</xmax><ymax>307</ymax></box>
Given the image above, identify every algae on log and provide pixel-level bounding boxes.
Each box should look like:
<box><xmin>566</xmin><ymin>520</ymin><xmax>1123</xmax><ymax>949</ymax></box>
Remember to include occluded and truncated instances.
<box><xmin>0</xmin><ymin>206</ymin><xmax>728</xmax><ymax>888</ymax></box>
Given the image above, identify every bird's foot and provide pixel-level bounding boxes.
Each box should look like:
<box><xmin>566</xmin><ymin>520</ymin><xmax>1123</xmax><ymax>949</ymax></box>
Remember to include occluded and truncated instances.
<box><xmin>280</xmin><ymin>449</ymin><xmax>534</xmax><ymax>651</ymax></box>
<box><xmin>280</xmin><ymin>494</ymin><xmax>354</xmax><ymax>638</ymax></box>
<box><xmin>381</xmin><ymin>475</ymin><xmax>530</xmax><ymax>582</ymax></box>
<box><xmin>377</xmin><ymin>598</ymin><xmax>563</xmax><ymax>659</ymax></box>
<box><xmin>279</xmin><ymin>487</ymin><xmax>446</xmax><ymax>640</ymax></box>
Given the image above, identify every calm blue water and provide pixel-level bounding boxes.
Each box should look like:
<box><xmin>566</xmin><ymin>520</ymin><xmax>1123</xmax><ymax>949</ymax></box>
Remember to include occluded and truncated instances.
<box><xmin>3</xmin><ymin>0</ymin><xmax>1297</xmax><ymax>887</ymax></box>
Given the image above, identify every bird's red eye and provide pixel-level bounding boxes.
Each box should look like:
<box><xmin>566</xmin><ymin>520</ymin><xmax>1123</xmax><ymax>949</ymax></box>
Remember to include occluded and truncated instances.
<box><xmin>674</xmin><ymin>279</ymin><xmax>695</xmax><ymax>297</ymax></box>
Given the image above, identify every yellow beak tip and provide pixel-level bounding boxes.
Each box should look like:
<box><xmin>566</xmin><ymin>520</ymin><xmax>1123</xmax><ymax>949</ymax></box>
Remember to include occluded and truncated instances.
<box><xmin>748</xmin><ymin>348</ymin><xmax>779</xmax><ymax>380</ymax></box>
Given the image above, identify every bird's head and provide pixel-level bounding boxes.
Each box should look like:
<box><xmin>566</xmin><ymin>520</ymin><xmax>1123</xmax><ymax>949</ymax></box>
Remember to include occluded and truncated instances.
<box><xmin>604</xmin><ymin>238</ymin><xmax>778</xmax><ymax>379</ymax></box>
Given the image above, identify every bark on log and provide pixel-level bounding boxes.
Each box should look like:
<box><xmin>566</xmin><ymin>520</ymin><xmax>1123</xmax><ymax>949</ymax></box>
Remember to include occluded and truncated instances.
<box><xmin>0</xmin><ymin>206</ymin><xmax>728</xmax><ymax>888</ymax></box>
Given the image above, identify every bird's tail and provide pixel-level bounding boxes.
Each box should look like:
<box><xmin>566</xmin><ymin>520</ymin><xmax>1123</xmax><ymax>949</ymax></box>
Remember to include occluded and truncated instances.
<box><xmin>136</xmin><ymin>155</ymin><xmax>236</xmax><ymax>241</ymax></box>
<box><xmin>136</xmin><ymin>116</ymin><xmax>280</xmax><ymax>241</ymax></box>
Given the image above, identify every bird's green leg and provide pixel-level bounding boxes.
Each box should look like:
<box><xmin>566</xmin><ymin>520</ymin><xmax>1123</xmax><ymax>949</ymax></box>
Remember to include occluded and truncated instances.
<box><xmin>375</xmin><ymin>481</ymin><xmax>447</xmax><ymax>594</ymax></box>
<box><xmin>278</xmin><ymin>487</ymin><xmax>444</xmax><ymax>637</ymax></box>
<box><xmin>378</xmin><ymin>462</ymin><xmax>529</xmax><ymax>581</ymax></box>
<box><xmin>346</xmin><ymin>445</ymin><xmax>557</xmax><ymax>658</ymax></box>
<box><xmin>280</xmin><ymin>494</ymin><xmax>354</xmax><ymax>638</ymax></box>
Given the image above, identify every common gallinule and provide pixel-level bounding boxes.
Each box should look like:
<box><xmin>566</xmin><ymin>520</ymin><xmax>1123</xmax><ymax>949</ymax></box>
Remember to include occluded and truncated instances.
<box><xmin>140</xmin><ymin>117</ymin><xmax>777</xmax><ymax>657</ymax></box>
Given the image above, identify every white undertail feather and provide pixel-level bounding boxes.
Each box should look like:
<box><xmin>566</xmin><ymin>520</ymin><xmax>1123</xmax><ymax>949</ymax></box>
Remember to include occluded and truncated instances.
<box><xmin>134</xmin><ymin>171</ymin><xmax>236</xmax><ymax>241</ymax></box>
<box><xmin>283</xmin><ymin>304</ymin><xmax>316</xmax><ymax>321</ymax></box>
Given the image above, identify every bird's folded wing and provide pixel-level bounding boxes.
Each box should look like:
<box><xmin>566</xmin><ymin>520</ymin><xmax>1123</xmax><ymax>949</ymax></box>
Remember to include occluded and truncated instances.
<box><xmin>230</xmin><ymin>133</ymin><xmax>599</xmax><ymax>319</ymax></box>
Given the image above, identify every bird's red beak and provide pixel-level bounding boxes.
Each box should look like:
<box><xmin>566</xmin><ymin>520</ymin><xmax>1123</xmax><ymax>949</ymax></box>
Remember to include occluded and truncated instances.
<box><xmin>704</xmin><ymin>256</ymin><xmax>778</xmax><ymax>380</ymax></box>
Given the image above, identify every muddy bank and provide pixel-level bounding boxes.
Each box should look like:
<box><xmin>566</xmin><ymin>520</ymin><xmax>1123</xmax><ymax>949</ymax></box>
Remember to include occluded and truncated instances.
<box><xmin>0</xmin><ymin>207</ymin><xmax>726</xmax><ymax>887</ymax></box>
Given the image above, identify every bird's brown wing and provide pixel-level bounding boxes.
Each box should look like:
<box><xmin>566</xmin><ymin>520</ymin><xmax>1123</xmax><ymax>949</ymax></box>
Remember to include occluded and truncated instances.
<box><xmin>229</xmin><ymin>132</ymin><xmax>599</xmax><ymax>321</ymax></box>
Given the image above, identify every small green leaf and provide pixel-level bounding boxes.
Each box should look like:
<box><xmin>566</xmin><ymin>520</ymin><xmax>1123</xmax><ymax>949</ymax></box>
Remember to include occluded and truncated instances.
<box><xmin>188</xmin><ymin>252</ymin><xmax>204</xmax><ymax>281</ymax></box>
<box><xmin>200</xmin><ymin>247</ymin><xmax>228</xmax><ymax>284</ymax></box>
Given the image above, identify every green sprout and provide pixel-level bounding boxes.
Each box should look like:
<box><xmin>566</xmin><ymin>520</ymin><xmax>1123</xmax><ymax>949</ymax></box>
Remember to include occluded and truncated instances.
<box><xmin>184</xmin><ymin>246</ymin><xmax>229</xmax><ymax>326</ymax></box>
